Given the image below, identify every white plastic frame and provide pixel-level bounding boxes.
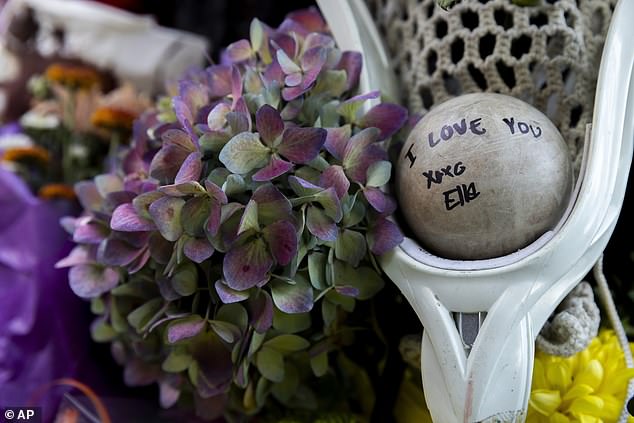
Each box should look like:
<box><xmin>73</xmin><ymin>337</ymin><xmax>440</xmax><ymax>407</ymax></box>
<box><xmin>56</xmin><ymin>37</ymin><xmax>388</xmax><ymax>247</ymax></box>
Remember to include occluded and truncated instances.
<box><xmin>317</xmin><ymin>0</ymin><xmax>634</xmax><ymax>421</ymax></box>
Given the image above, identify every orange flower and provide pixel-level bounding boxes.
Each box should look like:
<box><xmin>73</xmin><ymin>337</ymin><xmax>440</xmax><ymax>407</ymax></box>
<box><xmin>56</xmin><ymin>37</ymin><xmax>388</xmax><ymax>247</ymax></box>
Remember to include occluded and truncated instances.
<box><xmin>91</xmin><ymin>107</ymin><xmax>136</xmax><ymax>131</ymax></box>
<box><xmin>2</xmin><ymin>146</ymin><xmax>50</xmax><ymax>164</ymax></box>
<box><xmin>38</xmin><ymin>183</ymin><xmax>76</xmax><ymax>200</ymax></box>
<box><xmin>45</xmin><ymin>63</ymin><xmax>101</xmax><ymax>90</ymax></box>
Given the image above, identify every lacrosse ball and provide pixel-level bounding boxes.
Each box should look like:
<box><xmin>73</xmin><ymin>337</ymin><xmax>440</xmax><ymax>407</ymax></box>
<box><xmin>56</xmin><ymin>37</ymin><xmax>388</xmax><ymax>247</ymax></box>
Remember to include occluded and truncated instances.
<box><xmin>396</xmin><ymin>93</ymin><xmax>572</xmax><ymax>260</ymax></box>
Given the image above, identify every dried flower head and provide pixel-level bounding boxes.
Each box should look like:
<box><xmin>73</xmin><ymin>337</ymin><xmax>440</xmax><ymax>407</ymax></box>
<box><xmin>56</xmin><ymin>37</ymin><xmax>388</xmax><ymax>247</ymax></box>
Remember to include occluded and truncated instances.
<box><xmin>2</xmin><ymin>145</ymin><xmax>50</xmax><ymax>165</ymax></box>
<box><xmin>38</xmin><ymin>183</ymin><xmax>76</xmax><ymax>200</ymax></box>
<box><xmin>59</xmin><ymin>7</ymin><xmax>408</xmax><ymax>420</ymax></box>
<box><xmin>91</xmin><ymin>107</ymin><xmax>136</xmax><ymax>131</ymax></box>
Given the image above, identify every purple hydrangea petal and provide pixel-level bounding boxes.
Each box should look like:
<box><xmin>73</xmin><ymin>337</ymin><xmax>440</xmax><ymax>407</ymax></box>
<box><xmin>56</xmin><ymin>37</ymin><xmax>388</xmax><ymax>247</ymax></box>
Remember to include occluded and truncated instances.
<box><xmin>223</xmin><ymin>238</ymin><xmax>273</xmax><ymax>291</ymax></box>
<box><xmin>270</xmin><ymin>276</ymin><xmax>313</xmax><ymax>314</ymax></box>
<box><xmin>231</xmin><ymin>66</ymin><xmax>243</xmax><ymax>105</ymax></box>
<box><xmin>284</xmin><ymin>72</ymin><xmax>302</xmax><ymax>87</ymax></box>
<box><xmin>363</xmin><ymin>187</ymin><xmax>389</xmax><ymax>213</ymax></box>
<box><xmin>276</xmin><ymin>49</ymin><xmax>301</xmax><ymax>75</ymax></box>
<box><xmin>262</xmin><ymin>220</ymin><xmax>298</xmax><ymax>266</ymax></box>
<box><xmin>179</xmin><ymin>79</ymin><xmax>210</xmax><ymax>114</ymax></box>
<box><xmin>299</xmin><ymin>47</ymin><xmax>327</xmax><ymax>87</ymax></box>
<box><xmin>368</xmin><ymin>218</ymin><xmax>403</xmax><ymax>255</ymax></box>
<box><xmin>335</xmin><ymin>286</ymin><xmax>360</xmax><ymax>297</ymax></box>
<box><xmin>73</xmin><ymin>218</ymin><xmax>108</xmax><ymax>244</ymax></box>
<box><xmin>302</xmin><ymin>33</ymin><xmax>335</xmax><ymax>51</ymax></box>
<box><xmin>149</xmin><ymin>232</ymin><xmax>173</xmax><ymax>264</ymax></box>
<box><xmin>111</xmin><ymin>203</ymin><xmax>156</xmax><ymax>232</ymax></box>
<box><xmin>319</xmin><ymin>165</ymin><xmax>350</xmax><ymax>199</ymax></box>
<box><xmin>128</xmin><ymin>248</ymin><xmax>151</xmax><ymax>274</ymax></box>
<box><xmin>148</xmin><ymin>197</ymin><xmax>185</xmax><ymax>242</ymax></box>
<box><xmin>215</xmin><ymin>280</ymin><xmax>250</xmax><ymax>304</ymax></box>
<box><xmin>278</xmin><ymin>126</ymin><xmax>326</xmax><ymax>164</ymax></box>
<box><xmin>252</xmin><ymin>155</ymin><xmax>293</xmax><ymax>181</ymax></box>
<box><xmin>149</xmin><ymin>145</ymin><xmax>192</xmax><ymax>183</ymax></box>
<box><xmin>159</xmin><ymin>181</ymin><xmax>206</xmax><ymax>197</ymax></box>
<box><xmin>343</xmin><ymin>128</ymin><xmax>385</xmax><ymax>183</ymax></box>
<box><xmin>314</xmin><ymin>187</ymin><xmax>342</xmax><ymax>222</ymax></box>
<box><xmin>255</xmin><ymin>104</ymin><xmax>284</xmax><ymax>146</ymax></box>
<box><xmin>207</xmin><ymin>102</ymin><xmax>231</xmax><ymax>131</ymax></box>
<box><xmin>225</xmin><ymin>39</ymin><xmax>253</xmax><ymax>63</ymax></box>
<box><xmin>184</xmin><ymin>237</ymin><xmax>215</xmax><ymax>263</ymax></box>
<box><xmin>226</xmin><ymin>109</ymin><xmax>251</xmax><ymax>134</ymax></box>
<box><xmin>249</xmin><ymin>291</ymin><xmax>273</xmax><ymax>333</ymax></box>
<box><xmin>167</xmin><ymin>316</ymin><xmax>206</xmax><ymax>344</ymax></box>
<box><xmin>219</xmin><ymin>132</ymin><xmax>271</xmax><ymax>174</ymax></box>
<box><xmin>97</xmin><ymin>238</ymin><xmax>143</xmax><ymax>267</ymax></box>
<box><xmin>281</xmin><ymin>85</ymin><xmax>307</xmax><ymax>101</ymax></box>
<box><xmin>173</xmin><ymin>97</ymin><xmax>196</xmax><ymax>140</ymax></box>
<box><xmin>55</xmin><ymin>245</ymin><xmax>97</xmax><ymax>268</ymax></box>
<box><xmin>204</xmin><ymin>180</ymin><xmax>228</xmax><ymax>204</ymax></box>
<box><xmin>74</xmin><ymin>181</ymin><xmax>102</xmax><ymax>213</ymax></box>
<box><xmin>306</xmin><ymin>206</ymin><xmax>338</xmax><ymax>241</ymax></box>
<box><xmin>252</xmin><ymin>183</ymin><xmax>293</xmax><ymax>225</ymax></box>
<box><xmin>94</xmin><ymin>174</ymin><xmax>123</xmax><ymax>198</ymax></box>
<box><xmin>206</xmin><ymin>65</ymin><xmax>233</xmax><ymax>98</ymax></box>
<box><xmin>336</xmin><ymin>51</ymin><xmax>363</xmax><ymax>91</ymax></box>
<box><xmin>162</xmin><ymin>129</ymin><xmax>196</xmax><ymax>151</ymax></box>
<box><xmin>359</xmin><ymin>103</ymin><xmax>408</xmax><ymax>140</ymax></box>
<box><xmin>262</xmin><ymin>58</ymin><xmax>284</xmax><ymax>85</ymax></box>
<box><xmin>324</xmin><ymin>125</ymin><xmax>351</xmax><ymax>160</ymax></box>
<box><xmin>337</xmin><ymin>90</ymin><xmax>380</xmax><ymax>122</ymax></box>
<box><xmin>159</xmin><ymin>375</ymin><xmax>182</xmax><ymax>409</ymax></box>
<box><xmin>174</xmin><ymin>152</ymin><xmax>203</xmax><ymax>184</ymax></box>
<box><xmin>69</xmin><ymin>264</ymin><xmax>119</xmax><ymax>298</ymax></box>
<box><xmin>288</xmin><ymin>175</ymin><xmax>322</xmax><ymax>197</ymax></box>
<box><xmin>285</xmin><ymin>7</ymin><xmax>327</xmax><ymax>33</ymax></box>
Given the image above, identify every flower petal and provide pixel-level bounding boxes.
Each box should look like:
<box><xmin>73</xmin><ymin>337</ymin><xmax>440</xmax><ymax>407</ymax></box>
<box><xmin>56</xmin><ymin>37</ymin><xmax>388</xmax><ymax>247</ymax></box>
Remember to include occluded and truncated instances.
<box><xmin>529</xmin><ymin>389</ymin><xmax>561</xmax><ymax>416</ymax></box>
<box><xmin>364</xmin><ymin>186</ymin><xmax>389</xmax><ymax>212</ymax></box>
<box><xmin>249</xmin><ymin>291</ymin><xmax>274</xmax><ymax>333</ymax></box>
<box><xmin>173</xmin><ymin>97</ymin><xmax>196</xmax><ymax>139</ymax></box>
<box><xmin>262</xmin><ymin>220</ymin><xmax>298</xmax><ymax>266</ymax></box>
<box><xmin>324</xmin><ymin>125</ymin><xmax>351</xmax><ymax>160</ymax></box>
<box><xmin>225</xmin><ymin>39</ymin><xmax>253</xmax><ymax>63</ymax></box>
<box><xmin>223</xmin><ymin>238</ymin><xmax>273</xmax><ymax>290</ymax></box>
<box><xmin>252</xmin><ymin>154</ymin><xmax>293</xmax><ymax>181</ymax></box>
<box><xmin>69</xmin><ymin>264</ymin><xmax>119</xmax><ymax>298</ymax></box>
<box><xmin>75</xmin><ymin>181</ymin><xmax>102</xmax><ymax>213</ymax></box>
<box><xmin>278</xmin><ymin>126</ymin><xmax>326</xmax><ymax>164</ymax></box>
<box><xmin>174</xmin><ymin>152</ymin><xmax>202</xmax><ymax>184</ymax></box>
<box><xmin>215</xmin><ymin>280</ymin><xmax>250</xmax><ymax>304</ymax></box>
<box><xmin>319</xmin><ymin>165</ymin><xmax>349</xmax><ymax>199</ymax></box>
<box><xmin>219</xmin><ymin>131</ymin><xmax>271</xmax><ymax>174</ymax></box>
<box><xmin>270</xmin><ymin>275</ymin><xmax>313</xmax><ymax>314</ymax></box>
<box><xmin>166</xmin><ymin>315</ymin><xmax>206</xmax><ymax>344</ymax></box>
<box><xmin>368</xmin><ymin>218</ymin><xmax>404</xmax><ymax>255</ymax></box>
<box><xmin>344</xmin><ymin>142</ymin><xmax>387</xmax><ymax>184</ymax></box>
<box><xmin>359</xmin><ymin>103</ymin><xmax>408</xmax><ymax>140</ymax></box>
<box><xmin>335</xmin><ymin>51</ymin><xmax>362</xmax><ymax>91</ymax></box>
<box><xmin>73</xmin><ymin>219</ymin><xmax>108</xmax><ymax>244</ymax></box>
<box><xmin>238</xmin><ymin>200</ymin><xmax>259</xmax><ymax>235</ymax></box>
<box><xmin>149</xmin><ymin>144</ymin><xmax>192</xmax><ymax>183</ymax></box>
<box><xmin>366</xmin><ymin>160</ymin><xmax>392</xmax><ymax>188</ymax></box>
<box><xmin>149</xmin><ymin>197</ymin><xmax>185</xmax><ymax>242</ymax></box>
<box><xmin>306</xmin><ymin>206</ymin><xmax>337</xmax><ymax>241</ymax></box>
<box><xmin>252</xmin><ymin>184</ymin><xmax>293</xmax><ymax>225</ymax></box>
<box><xmin>55</xmin><ymin>245</ymin><xmax>97</xmax><ymax>268</ymax></box>
<box><xmin>184</xmin><ymin>237</ymin><xmax>215</xmax><ymax>263</ymax></box>
<box><xmin>288</xmin><ymin>175</ymin><xmax>322</xmax><ymax>197</ymax></box>
<box><xmin>94</xmin><ymin>174</ymin><xmax>123</xmax><ymax>198</ymax></box>
<box><xmin>337</xmin><ymin>90</ymin><xmax>380</xmax><ymax>122</ymax></box>
<box><xmin>313</xmin><ymin>187</ymin><xmax>342</xmax><ymax>221</ymax></box>
<box><xmin>111</xmin><ymin>203</ymin><xmax>156</xmax><ymax>232</ymax></box>
<box><xmin>335</xmin><ymin>229</ymin><xmax>366</xmax><ymax>267</ymax></box>
<box><xmin>276</xmin><ymin>49</ymin><xmax>301</xmax><ymax>75</ymax></box>
<box><xmin>97</xmin><ymin>238</ymin><xmax>143</xmax><ymax>267</ymax></box>
<box><xmin>207</xmin><ymin>102</ymin><xmax>231</xmax><ymax>131</ymax></box>
<box><xmin>255</xmin><ymin>104</ymin><xmax>284</xmax><ymax>146</ymax></box>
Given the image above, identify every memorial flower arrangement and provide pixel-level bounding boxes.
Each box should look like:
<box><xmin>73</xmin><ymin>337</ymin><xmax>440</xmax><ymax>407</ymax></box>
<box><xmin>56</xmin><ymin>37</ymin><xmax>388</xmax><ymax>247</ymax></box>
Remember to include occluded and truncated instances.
<box><xmin>57</xmin><ymin>8</ymin><xmax>407</xmax><ymax>421</ymax></box>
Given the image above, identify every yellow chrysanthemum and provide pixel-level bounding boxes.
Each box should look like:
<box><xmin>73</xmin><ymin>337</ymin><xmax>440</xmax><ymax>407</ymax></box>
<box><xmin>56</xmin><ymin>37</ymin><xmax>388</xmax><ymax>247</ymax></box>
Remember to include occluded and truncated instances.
<box><xmin>528</xmin><ymin>329</ymin><xmax>634</xmax><ymax>423</ymax></box>
<box><xmin>45</xmin><ymin>63</ymin><xmax>101</xmax><ymax>90</ymax></box>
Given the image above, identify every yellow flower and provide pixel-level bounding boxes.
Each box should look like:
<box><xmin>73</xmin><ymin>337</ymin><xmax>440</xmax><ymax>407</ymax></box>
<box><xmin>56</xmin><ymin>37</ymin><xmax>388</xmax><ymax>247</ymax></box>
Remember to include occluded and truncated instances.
<box><xmin>45</xmin><ymin>63</ymin><xmax>101</xmax><ymax>90</ymax></box>
<box><xmin>38</xmin><ymin>183</ymin><xmax>76</xmax><ymax>200</ymax></box>
<box><xmin>2</xmin><ymin>146</ymin><xmax>50</xmax><ymax>165</ymax></box>
<box><xmin>528</xmin><ymin>329</ymin><xmax>634</xmax><ymax>423</ymax></box>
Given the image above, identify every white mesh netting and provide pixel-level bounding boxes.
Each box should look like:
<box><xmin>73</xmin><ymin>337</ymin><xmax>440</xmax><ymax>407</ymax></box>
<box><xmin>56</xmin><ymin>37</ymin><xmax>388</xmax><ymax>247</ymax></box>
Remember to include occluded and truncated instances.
<box><xmin>365</xmin><ymin>0</ymin><xmax>616</xmax><ymax>172</ymax></box>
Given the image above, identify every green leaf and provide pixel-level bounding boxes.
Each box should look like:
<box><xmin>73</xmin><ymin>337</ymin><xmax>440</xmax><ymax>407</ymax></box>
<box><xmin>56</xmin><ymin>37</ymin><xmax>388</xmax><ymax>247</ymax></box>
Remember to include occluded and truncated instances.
<box><xmin>335</xmin><ymin>229</ymin><xmax>367</xmax><ymax>267</ymax></box>
<box><xmin>308</xmin><ymin>252</ymin><xmax>328</xmax><ymax>290</ymax></box>
<box><xmin>238</xmin><ymin>200</ymin><xmax>259</xmax><ymax>235</ymax></box>
<box><xmin>310</xmin><ymin>351</ymin><xmax>329</xmax><ymax>377</ymax></box>
<box><xmin>162</xmin><ymin>349</ymin><xmax>193</xmax><ymax>372</ymax></box>
<box><xmin>219</xmin><ymin>131</ymin><xmax>270</xmax><ymax>174</ymax></box>
<box><xmin>273</xmin><ymin>308</ymin><xmax>311</xmax><ymax>334</ymax></box>
<box><xmin>264</xmin><ymin>334</ymin><xmax>310</xmax><ymax>354</ymax></box>
<box><xmin>171</xmin><ymin>262</ymin><xmax>198</xmax><ymax>297</ymax></box>
<box><xmin>366</xmin><ymin>160</ymin><xmax>392</xmax><ymax>188</ymax></box>
<box><xmin>127</xmin><ymin>298</ymin><xmax>163</xmax><ymax>332</ymax></box>
<box><xmin>256</xmin><ymin>346</ymin><xmax>285</xmax><ymax>382</ymax></box>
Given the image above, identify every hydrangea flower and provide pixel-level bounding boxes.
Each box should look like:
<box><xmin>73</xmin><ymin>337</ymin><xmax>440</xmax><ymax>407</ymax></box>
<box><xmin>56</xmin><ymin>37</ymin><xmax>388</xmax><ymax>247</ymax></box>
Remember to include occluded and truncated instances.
<box><xmin>59</xmin><ymin>8</ymin><xmax>408</xmax><ymax>420</ymax></box>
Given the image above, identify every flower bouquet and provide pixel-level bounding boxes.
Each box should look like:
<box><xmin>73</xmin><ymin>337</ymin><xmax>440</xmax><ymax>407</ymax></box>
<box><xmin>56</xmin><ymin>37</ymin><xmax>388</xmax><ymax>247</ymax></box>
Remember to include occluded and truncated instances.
<box><xmin>58</xmin><ymin>7</ymin><xmax>409</xmax><ymax>421</ymax></box>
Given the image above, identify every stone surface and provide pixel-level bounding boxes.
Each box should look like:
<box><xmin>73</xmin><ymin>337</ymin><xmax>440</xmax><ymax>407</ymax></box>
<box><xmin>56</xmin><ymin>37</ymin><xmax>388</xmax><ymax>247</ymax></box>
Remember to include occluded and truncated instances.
<box><xmin>396</xmin><ymin>93</ymin><xmax>572</xmax><ymax>260</ymax></box>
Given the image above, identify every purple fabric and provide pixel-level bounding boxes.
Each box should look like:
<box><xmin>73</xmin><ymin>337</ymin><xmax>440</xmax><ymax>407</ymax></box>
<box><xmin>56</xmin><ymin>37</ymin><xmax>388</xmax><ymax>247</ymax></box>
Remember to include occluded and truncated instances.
<box><xmin>0</xmin><ymin>169</ymin><xmax>91</xmax><ymax>422</ymax></box>
<box><xmin>0</xmin><ymin>123</ymin><xmax>21</xmax><ymax>137</ymax></box>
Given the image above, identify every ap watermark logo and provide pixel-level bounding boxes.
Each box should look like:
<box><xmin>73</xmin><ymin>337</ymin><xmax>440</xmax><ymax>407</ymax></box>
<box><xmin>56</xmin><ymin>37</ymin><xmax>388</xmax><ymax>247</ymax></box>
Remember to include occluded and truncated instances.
<box><xmin>1</xmin><ymin>408</ymin><xmax>41</xmax><ymax>423</ymax></box>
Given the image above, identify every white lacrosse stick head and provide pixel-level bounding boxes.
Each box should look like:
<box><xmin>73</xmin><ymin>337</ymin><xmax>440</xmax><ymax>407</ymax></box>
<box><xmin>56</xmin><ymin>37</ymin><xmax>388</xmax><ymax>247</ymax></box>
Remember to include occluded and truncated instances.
<box><xmin>317</xmin><ymin>0</ymin><xmax>634</xmax><ymax>421</ymax></box>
